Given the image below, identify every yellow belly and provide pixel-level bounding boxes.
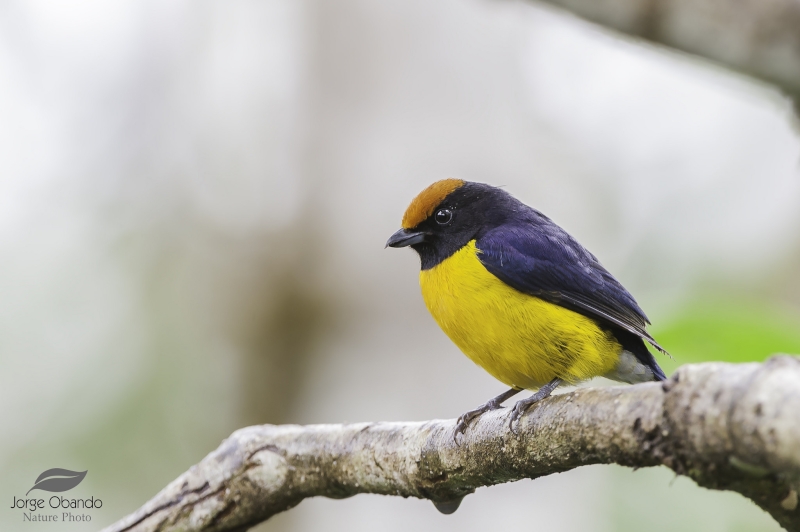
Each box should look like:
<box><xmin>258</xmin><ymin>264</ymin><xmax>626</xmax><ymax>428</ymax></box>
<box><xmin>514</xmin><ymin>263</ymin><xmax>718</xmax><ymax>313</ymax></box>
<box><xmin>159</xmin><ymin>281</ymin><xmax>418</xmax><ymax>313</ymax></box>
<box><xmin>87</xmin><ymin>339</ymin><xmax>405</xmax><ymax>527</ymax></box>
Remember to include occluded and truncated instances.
<box><xmin>419</xmin><ymin>240</ymin><xmax>622</xmax><ymax>389</ymax></box>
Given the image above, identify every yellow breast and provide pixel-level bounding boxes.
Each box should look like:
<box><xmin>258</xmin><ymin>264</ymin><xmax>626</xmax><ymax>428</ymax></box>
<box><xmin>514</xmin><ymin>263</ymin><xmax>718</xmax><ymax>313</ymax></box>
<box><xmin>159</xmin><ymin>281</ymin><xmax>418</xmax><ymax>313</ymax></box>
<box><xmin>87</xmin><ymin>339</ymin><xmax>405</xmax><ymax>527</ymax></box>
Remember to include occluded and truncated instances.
<box><xmin>419</xmin><ymin>240</ymin><xmax>622</xmax><ymax>389</ymax></box>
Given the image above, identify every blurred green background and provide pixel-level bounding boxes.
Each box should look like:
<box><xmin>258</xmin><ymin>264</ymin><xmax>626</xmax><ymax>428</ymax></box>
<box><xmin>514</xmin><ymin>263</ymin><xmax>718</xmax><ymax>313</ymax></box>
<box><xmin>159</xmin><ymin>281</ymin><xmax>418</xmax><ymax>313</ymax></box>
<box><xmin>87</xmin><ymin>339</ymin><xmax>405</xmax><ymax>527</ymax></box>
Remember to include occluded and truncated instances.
<box><xmin>1</xmin><ymin>1</ymin><xmax>798</xmax><ymax>532</ymax></box>
<box><xmin>657</xmin><ymin>299</ymin><xmax>800</xmax><ymax>370</ymax></box>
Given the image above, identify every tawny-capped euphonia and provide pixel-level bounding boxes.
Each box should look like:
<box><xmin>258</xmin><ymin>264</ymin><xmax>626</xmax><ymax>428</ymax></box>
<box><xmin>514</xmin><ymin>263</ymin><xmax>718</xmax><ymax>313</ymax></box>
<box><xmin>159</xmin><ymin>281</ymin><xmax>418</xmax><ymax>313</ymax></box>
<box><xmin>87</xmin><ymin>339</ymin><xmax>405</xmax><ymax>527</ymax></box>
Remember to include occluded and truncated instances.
<box><xmin>386</xmin><ymin>179</ymin><xmax>667</xmax><ymax>434</ymax></box>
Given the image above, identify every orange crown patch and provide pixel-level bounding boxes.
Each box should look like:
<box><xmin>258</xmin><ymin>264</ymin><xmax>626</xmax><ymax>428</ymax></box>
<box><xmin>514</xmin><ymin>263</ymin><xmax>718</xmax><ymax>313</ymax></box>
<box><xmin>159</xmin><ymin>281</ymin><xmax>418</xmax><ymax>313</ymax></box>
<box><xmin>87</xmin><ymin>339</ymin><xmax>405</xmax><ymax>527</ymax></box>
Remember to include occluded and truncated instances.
<box><xmin>401</xmin><ymin>178</ymin><xmax>465</xmax><ymax>229</ymax></box>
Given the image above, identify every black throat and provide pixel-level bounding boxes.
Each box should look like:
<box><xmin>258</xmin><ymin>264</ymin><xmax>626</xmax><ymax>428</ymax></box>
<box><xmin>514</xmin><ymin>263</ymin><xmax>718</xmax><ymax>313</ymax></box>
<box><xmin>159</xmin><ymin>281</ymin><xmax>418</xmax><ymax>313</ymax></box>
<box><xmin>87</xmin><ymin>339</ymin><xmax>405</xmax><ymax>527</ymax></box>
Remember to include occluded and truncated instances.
<box><xmin>409</xmin><ymin>183</ymin><xmax>514</xmax><ymax>270</ymax></box>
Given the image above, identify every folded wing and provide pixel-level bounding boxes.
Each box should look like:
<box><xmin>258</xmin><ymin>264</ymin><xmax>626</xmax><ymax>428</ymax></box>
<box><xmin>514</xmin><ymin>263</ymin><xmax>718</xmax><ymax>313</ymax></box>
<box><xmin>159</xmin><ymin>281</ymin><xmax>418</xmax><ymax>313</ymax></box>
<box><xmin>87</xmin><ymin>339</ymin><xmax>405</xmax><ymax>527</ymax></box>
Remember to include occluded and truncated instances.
<box><xmin>476</xmin><ymin>214</ymin><xmax>668</xmax><ymax>355</ymax></box>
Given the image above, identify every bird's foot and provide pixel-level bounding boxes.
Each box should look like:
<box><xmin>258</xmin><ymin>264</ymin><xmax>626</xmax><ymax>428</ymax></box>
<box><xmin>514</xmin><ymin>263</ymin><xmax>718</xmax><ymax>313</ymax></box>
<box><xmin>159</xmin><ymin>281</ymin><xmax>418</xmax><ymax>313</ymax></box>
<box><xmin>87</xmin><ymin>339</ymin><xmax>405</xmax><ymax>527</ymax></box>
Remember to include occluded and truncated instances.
<box><xmin>453</xmin><ymin>387</ymin><xmax>521</xmax><ymax>442</ymax></box>
<box><xmin>508</xmin><ymin>378</ymin><xmax>563</xmax><ymax>434</ymax></box>
<box><xmin>508</xmin><ymin>399</ymin><xmax>536</xmax><ymax>434</ymax></box>
<box><xmin>454</xmin><ymin>403</ymin><xmax>498</xmax><ymax>438</ymax></box>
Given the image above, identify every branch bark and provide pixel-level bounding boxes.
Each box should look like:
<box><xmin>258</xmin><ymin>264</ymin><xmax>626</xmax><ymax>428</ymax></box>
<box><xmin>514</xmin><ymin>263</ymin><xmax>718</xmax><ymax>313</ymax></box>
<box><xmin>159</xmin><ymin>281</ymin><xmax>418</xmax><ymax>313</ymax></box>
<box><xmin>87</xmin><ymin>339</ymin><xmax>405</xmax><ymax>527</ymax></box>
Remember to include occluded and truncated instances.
<box><xmin>102</xmin><ymin>355</ymin><xmax>800</xmax><ymax>532</ymax></box>
<box><xmin>532</xmin><ymin>0</ymin><xmax>800</xmax><ymax>100</ymax></box>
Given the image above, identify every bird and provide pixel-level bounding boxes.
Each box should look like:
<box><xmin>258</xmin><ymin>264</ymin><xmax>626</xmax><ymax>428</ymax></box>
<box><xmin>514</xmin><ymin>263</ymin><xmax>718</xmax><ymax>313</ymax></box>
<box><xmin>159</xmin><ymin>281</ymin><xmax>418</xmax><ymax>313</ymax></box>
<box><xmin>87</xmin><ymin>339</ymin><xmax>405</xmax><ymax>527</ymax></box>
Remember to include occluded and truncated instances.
<box><xmin>386</xmin><ymin>178</ymin><xmax>667</xmax><ymax>436</ymax></box>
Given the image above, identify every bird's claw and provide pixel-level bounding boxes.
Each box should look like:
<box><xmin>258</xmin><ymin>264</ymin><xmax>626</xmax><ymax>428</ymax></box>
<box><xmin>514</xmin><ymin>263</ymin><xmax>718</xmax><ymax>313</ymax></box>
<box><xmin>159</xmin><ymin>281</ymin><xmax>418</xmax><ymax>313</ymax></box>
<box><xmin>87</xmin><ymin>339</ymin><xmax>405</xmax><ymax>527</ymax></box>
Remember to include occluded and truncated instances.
<box><xmin>507</xmin><ymin>378</ymin><xmax>562</xmax><ymax>435</ymax></box>
<box><xmin>508</xmin><ymin>401</ymin><xmax>529</xmax><ymax>434</ymax></box>
<box><xmin>452</xmin><ymin>402</ymin><xmax>500</xmax><ymax>443</ymax></box>
<box><xmin>451</xmin><ymin>387</ymin><xmax>523</xmax><ymax>443</ymax></box>
<box><xmin>454</xmin><ymin>412</ymin><xmax>477</xmax><ymax>438</ymax></box>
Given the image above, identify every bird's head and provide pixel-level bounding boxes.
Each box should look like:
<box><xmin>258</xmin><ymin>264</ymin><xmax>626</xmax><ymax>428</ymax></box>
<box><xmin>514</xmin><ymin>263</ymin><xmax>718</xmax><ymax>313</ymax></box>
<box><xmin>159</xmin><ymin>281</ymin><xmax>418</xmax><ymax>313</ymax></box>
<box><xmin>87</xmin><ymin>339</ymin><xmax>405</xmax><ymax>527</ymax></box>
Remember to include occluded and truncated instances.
<box><xmin>386</xmin><ymin>179</ymin><xmax>512</xmax><ymax>269</ymax></box>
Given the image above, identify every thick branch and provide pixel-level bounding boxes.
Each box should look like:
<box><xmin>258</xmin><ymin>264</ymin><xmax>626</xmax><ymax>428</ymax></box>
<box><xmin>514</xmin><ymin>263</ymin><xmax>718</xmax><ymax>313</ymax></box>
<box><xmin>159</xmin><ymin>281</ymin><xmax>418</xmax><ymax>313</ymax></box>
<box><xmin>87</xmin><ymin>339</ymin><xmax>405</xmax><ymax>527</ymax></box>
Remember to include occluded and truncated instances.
<box><xmin>103</xmin><ymin>356</ymin><xmax>800</xmax><ymax>532</ymax></box>
<box><xmin>533</xmin><ymin>0</ymin><xmax>800</xmax><ymax>99</ymax></box>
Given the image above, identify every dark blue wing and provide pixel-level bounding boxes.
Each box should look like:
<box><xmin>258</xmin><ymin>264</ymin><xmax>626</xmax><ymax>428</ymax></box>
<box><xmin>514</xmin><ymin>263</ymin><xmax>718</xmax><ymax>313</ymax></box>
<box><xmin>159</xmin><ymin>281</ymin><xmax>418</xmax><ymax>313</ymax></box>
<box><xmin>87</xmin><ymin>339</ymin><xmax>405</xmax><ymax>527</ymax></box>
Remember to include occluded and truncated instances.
<box><xmin>476</xmin><ymin>212</ymin><xmax>667</xmax><ymax>354</ymax></box>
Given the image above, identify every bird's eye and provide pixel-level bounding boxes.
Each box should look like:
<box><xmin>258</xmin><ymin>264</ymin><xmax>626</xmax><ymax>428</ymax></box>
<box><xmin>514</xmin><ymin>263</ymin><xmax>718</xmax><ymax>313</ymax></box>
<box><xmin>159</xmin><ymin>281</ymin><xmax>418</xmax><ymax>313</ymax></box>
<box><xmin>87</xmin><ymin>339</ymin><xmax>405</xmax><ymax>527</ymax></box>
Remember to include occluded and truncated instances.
<box><xmin>435</xmin><ymin>208</ymin><xmax>453</xmax><ymax>225</ymax></box>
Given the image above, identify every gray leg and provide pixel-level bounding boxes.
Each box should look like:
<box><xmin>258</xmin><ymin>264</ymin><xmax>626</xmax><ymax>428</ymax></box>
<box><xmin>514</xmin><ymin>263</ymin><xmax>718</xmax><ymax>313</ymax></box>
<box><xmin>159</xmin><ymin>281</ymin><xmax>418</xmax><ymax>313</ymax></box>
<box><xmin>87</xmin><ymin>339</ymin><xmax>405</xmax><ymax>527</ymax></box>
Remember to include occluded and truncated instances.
<box><xmin>509</xmin><ymin>378</ymin><xmax>562</xmax><ymax>433</ymax></box>
<box><xmin>454</xmin><ymin>387</ymin><xmax>521</xmax><ymax>441</ymax></box>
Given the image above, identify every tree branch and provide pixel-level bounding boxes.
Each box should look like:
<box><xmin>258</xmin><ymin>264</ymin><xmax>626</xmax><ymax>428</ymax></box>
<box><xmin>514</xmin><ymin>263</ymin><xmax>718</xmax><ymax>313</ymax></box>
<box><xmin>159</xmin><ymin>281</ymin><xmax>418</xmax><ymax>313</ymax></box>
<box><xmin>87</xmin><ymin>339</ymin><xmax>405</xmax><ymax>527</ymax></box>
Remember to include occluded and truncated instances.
<box><xmin>532</xmin><ymin>0</ymin><xmax>800</xmax><ymax>100</ymax></box>
<box><xmin>102</xmin><ymin>355</ymin><xmax>800</xmax><ymax>532</ymax></box>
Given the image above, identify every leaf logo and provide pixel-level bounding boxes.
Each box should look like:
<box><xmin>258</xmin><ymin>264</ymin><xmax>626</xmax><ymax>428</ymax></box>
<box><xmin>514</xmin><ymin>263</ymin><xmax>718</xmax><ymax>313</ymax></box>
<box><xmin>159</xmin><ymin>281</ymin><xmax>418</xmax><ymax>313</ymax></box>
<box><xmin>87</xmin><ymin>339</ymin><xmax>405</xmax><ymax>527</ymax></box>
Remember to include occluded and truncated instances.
<box><xmin>26</xmin><ymin>469</ymin><xmax>88</xmax><ymax>496</ymax></box>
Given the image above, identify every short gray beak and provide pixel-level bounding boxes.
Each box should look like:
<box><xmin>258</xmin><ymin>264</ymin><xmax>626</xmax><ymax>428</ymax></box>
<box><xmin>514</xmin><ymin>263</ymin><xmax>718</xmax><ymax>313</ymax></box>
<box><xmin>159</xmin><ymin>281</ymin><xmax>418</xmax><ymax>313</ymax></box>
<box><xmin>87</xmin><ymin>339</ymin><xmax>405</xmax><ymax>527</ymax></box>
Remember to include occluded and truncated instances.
<box><xmin>386</xmin><ymin>228</ymin><xmax>426</xmax><ymax>248</ymax></box>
